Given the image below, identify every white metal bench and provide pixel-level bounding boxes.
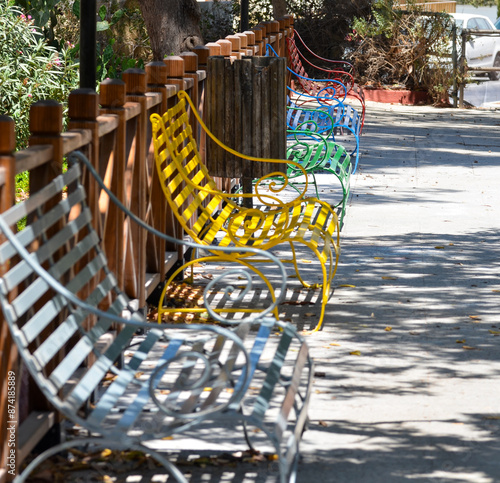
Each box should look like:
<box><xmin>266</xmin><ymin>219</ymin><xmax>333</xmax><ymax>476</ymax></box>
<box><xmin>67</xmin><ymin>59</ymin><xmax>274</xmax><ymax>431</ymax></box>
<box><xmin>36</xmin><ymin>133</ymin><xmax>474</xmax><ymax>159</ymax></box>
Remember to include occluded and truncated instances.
<box><xmin>0</xmin><ymin>154</ymin><xmax>313</xmax><ymax>483</ymax></box>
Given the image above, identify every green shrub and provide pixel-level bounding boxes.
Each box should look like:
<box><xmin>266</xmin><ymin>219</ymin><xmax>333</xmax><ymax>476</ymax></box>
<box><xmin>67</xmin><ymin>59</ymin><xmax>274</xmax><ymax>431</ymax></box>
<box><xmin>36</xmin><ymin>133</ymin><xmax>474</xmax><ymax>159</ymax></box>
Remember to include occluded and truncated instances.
<box><xmin>0</xmin><ymin>2</ymin><xmax>79</xmax><ymax>149</ymax></box>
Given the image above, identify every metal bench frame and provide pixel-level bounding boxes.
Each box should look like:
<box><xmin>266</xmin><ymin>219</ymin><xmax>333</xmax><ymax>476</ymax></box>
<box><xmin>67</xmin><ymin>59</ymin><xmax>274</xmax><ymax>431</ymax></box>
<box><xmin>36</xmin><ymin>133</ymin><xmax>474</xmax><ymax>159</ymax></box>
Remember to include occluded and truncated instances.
<box><xmin>0</xmin><ymin>156</ymin><xmax>314</xmax><ymax>483</ymax></box>
<box><xmin>150</xmin><ymin>90</ymin><xmax>341</xmax><ymax>332</ymax></box>
<box><xmin>286</xmin><ymin>31</ymin><xmax>366</xmax><ymax>130</ymax></box>
<box><xmin>287</xmin><ymin>98</ymin><xmax>361</xmax><ymax>174</ymax></box>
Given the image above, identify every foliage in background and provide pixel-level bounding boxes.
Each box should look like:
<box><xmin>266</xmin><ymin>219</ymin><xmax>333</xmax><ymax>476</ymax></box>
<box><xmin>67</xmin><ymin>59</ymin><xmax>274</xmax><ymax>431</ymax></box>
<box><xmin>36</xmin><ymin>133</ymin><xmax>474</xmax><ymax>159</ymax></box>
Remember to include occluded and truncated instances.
<box><xmin>0</xmin><ymin>2</ymin><xmax>79</xmax><ymax>150</ymax></box>
<box><xmin>199</xmin><ymin>0</ymin><xmax>238</xmax><ymax>42</ymax></box>
<box><xmin>54</xmin><ymin>0</ymin><xmax>151</xmax><ymax>82</ymax></box>
<box><xmin>349</xmin><ymin>0</ymin><xmax>456</xmax><ymax>104</ymax></box>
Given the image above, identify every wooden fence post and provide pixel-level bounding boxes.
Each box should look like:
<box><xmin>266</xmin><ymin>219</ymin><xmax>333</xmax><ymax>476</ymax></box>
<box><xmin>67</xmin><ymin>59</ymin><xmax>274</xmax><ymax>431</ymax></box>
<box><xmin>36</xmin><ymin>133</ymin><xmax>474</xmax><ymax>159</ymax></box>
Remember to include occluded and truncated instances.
<box><xmin>122</xmin><ymin>69</ymin><xmax>148</xmax><ymax>306</ymax></box>
<box><xmin>216</xmin><ymin>39</ymin><xmax>233</xmax><ymax>59</ymax></box>
<box><xmin>68</xmin><ymin>88</ymin><xmax>100</xmax><ymax>227</ymax></box>
<box><xmin>0</xmin><ymin>116</ymin><xmax>18</xmax><ymax>483</ymax></box>
<box><xmin>99</xmin><ymin>79</ymin><xmax>127</xmax><ymax>289</ymax></box>
<box><xmin>191</xmin><ymin>45</ymin><xmax>210</xmax><ymax>71</ymax></box>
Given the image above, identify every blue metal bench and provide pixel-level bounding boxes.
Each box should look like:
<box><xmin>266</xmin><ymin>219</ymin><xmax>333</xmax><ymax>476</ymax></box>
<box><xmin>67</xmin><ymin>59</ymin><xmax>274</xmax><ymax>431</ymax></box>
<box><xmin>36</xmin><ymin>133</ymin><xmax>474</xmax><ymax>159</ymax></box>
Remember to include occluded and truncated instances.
<box><xmin>0</xmin><ymin>153</ymin><xmax>314</xmax><ymax>483</ymax></box>
<box><xmin>287</xmin><ymin>97</ymin><xmax>361</xmax><ymax>174</ymax></box>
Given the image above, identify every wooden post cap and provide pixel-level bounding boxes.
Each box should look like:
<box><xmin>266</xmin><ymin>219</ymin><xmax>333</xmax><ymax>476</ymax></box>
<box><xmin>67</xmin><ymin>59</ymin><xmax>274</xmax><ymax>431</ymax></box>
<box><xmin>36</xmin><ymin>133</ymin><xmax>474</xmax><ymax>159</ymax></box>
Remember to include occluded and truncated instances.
<box><xmin>146</xmin><ymin>61</ymin><xmax>168</xmax><ymax>85</ymax></box>
<box><xmin>164</xmin><ymin>56</ymin><xmax>185</xmax><ymax>77</ymax></box>
<box><xmin>243</xmin><ymin>31</ymin><xmax>256</xmax><ymax>45</ymax></box>
<box><xmin>122</xmin><ymin>68</ymin><xmax>147</xmax><ymax>95</ymax></box>
<box><xmin>30</xmin><ymin>100</ymin><xmax>63</xmax><ymax>134</ymax></box>
<box><xmin>191</xmin><ymin>45</ymin><xmax>210</xmax><ymax>65</ymax></box>
<box><xmin>0</xmin><ymin>116</ymin><xmax>15</xmax><ymax>152</ymax></box>
<box><xmin>179</xmin><ymin>52</ymin><xmax>198</xmax><ymax>72</ymax></box>
<box><xmin>270</xmin><ymin>20</ymin><xmax>280</xmax><ymax>33</ymax></box>
<box><xmin>235</xmin><ymin>33</ymin><xmax>248</xmax><ymax>48</ymax></box>
<box><xmin>100</xmin><ymin>79</ymin><xmax>126</xmax><ymax>108</ymax></box>
<box><xmin>205</xmin><ymin>42</ymin><xmax>222</xmax><ymax>56</ymax></box>
<box><xmin>252</xmin><ymin>27</ymin><xmax>264</xmax><ymax>42</ymax></box>
<box><xmin>68</xmin><ymin>88</ymin><xmax>99</xmax><ymax>120</ymax></box>
<box><xmin>278</xmin><ymin>18</ymin><xmax>286</xmax><ymax>30</ymax></box>
<box><xmin>226</xmin><ymin>35</ymin><xmax>241</xmax><ymax>51</ymax></box>
<box><xmin>216</xmin><ymin>39</ymin><xmax>232</xmax><ymax>56</ymax></box>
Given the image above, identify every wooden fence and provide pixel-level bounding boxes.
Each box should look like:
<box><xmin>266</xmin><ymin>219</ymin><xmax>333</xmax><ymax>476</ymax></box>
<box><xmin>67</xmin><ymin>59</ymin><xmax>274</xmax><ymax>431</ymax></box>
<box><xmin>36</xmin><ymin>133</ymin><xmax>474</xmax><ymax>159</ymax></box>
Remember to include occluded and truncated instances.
<box><xmin>0</xmin><ymin>16</ymin><xmax>293</xmax><ymax>482</ymax></box>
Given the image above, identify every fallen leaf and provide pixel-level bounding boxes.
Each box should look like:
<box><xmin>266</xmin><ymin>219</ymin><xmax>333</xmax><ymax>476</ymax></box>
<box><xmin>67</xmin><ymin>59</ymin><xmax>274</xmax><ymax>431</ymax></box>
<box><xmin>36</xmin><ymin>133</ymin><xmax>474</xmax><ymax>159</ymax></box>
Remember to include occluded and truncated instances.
<box><xmin>100</xmin><ymin>449</ymin><xmax>113</xmax><ymax>458</ymax></box>
<box><xmin>469</xmin><ymin>315</ymin><xmax>481</xmax><ymax>322</ymax></box>
<box><xmin>462</xmin><ymin>345</ymin><xmax>477</xmax><ymax>350</ymax></box>
<box><xmin>435</xmin><ymin>246</ymin><xmax>445</xmax><ymax>249</ymax></box>
<box><xmin>483</xmin><ymin>416</ymin><xmax>500</xmax><ymax>420</ymax></box>
<box><xmin>349</xmin><ymin>350</ymin><xmax>361</xmax><ymax>356</ymax></box>
<box><xmin>409</xmin><ymin>331</ymin><xmax>419</xmax><ymax>335</ymax></box>
<box><xmin>330</xmin><ymin>342</ymin><xmax>341</xmax><ymax>346</ymax></box>
<box><xmin>267</xmin><ymin>454</ymin><xmax>279</xmax><ymax>461</ymax></box>
<box><xmin>374</xmin><ymin>256</ymin><xmax>384</xmax><ymax>259</ymax></box>
<box><xmin>489</xmin><ymin>330</ymin><xmax>500</xmax><ymax>335</ymax></box>
<box><xmin>492</xmin><ymin>290</ymin><xmax>500</xmax><ymax>293</ymax></box>
<box><xmin>338</xmin><ymin>284</ymin><xmax>356</xmax><ymax>288</ymax></box>
<box><xmin>300</xmin><ymin>259</ymin><xmax>313</xmax><ymax>264</ymax></box>
<box><xmin>318</xmin><ymin>420</ymin><xmax>328</xmax><ymax>427</ymax></box>
<box><xmin>305</xmin><ymin>312</ymin><xmax>315</xmax><ymax>317</ymax></box>
<box><xmin>456</xmin><ymin>339</ymin><xmax>466</xmax><ymax>343</ymax></box>
<box><xmin>382</xmin><ymin>276</ymin><xmax>398</xmax><ymax>280</ymax></box>
<box><xmin>385</xmin><ymin>326</ymin><xmax>392</xmax><ymax>331</ymax></box>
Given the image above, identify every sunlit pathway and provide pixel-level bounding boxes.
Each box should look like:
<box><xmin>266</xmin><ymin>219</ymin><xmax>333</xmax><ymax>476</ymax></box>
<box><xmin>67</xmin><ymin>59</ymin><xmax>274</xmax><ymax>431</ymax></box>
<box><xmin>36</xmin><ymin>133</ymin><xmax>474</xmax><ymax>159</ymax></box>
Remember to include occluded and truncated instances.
<box><xmin>297</xmin><ymin>102</ymin><xmax>500</xmax><ymax>482</ymax></box>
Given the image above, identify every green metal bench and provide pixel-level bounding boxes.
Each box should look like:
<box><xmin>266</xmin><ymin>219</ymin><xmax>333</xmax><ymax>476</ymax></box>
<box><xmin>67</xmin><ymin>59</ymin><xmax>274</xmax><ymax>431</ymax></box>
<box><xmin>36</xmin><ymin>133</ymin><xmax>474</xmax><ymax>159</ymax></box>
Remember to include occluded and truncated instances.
<box><xmin>286</xmin><ymin>129</ymin><xmax>352</xmax><ymax>228</ymax></box>
<box><xmin>0</xmin><ymin>154</ymin><xmax>314</xmax><ymax>483</ymax></box>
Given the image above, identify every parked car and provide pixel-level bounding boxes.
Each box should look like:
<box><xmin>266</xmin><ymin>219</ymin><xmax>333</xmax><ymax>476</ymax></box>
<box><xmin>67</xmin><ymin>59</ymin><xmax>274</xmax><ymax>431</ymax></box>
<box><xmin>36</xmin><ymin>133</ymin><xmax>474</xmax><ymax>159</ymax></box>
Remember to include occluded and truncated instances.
<box><xmin>450</xmin><ymin>13</ymin><xmax>500</xmax><ymax>80</ymax></box>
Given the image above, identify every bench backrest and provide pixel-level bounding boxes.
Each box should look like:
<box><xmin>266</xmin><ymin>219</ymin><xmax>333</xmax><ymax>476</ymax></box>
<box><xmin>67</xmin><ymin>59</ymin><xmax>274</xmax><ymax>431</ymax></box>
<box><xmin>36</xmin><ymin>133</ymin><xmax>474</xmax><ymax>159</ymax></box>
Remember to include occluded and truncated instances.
<box><xmin>0</xmin><ymin>163</ymin><xmax>135</xmax><ymax>416</ymax></box>
<box><xmin>0</xmin><ymin>160</ymin><xmax>283</xmax><ymax>438</ymax></box>
<box><xmin>150</xmin><ymin>96</ymin><xmax>238</xmax><ymax>246</ymax></box>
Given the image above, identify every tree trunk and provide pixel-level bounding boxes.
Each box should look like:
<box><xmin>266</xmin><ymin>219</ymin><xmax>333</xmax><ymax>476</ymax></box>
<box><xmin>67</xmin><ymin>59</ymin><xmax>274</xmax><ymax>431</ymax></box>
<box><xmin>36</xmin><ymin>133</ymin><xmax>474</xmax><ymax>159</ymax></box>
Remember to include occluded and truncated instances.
<box><xmin>138</xmin><ymin>0</ymin><xmax>204</xmax><ymax>60</ymax></box>
<box><xmin>271</xmin><ymin>0</ymin><xmax>288</xmax><ymax>19</ymax></box>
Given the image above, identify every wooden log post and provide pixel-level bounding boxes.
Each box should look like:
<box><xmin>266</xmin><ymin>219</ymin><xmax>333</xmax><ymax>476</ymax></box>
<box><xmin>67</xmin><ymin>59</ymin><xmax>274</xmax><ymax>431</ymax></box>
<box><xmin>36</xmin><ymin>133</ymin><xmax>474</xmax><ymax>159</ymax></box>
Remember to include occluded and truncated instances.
<box><xmin>122</xmin><ymin>69</ymin><xmax>148</xmax><ymax>306</ymax></box>
<box><xmin>0</xmin><ymin>116</ymin><xmax>18</xmax><ymax>483</ymax></box>
<box><xmin>206</xmin><ymin>56</ymin><xmax>287</xmax><ymax>206</ymax></box>
<box><xmin>99</xmin><ymin>79</ymin><xmax>127</xmax><ymax>290</ymax></box>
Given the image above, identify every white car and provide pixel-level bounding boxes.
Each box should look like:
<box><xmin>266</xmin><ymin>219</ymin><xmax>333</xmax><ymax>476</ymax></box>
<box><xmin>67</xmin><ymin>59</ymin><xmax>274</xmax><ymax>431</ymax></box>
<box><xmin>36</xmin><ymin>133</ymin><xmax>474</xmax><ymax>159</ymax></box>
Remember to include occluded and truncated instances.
<box><xmin>450</xmin><ymin>13</ymin><xmax>500</xmax><ymax>80</ymax></box>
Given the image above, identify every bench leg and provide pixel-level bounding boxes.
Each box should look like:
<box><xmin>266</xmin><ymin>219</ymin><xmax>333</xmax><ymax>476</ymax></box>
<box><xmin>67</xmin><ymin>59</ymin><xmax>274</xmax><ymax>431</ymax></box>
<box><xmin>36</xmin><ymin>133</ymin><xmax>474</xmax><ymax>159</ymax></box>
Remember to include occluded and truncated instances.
<box><xmin>156</xmin><ymin>255</ymin><xmax>280</xmax><ymax>324</ymax></box>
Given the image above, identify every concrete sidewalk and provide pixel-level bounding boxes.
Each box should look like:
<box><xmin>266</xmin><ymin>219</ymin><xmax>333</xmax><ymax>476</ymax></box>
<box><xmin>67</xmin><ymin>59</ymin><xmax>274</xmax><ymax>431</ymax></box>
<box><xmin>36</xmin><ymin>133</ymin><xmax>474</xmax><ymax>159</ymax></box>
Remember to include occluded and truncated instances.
<box><xmin>296</xmin><ymin>101</ymin><xmax>500</xmax><ymax>482</ymax></box>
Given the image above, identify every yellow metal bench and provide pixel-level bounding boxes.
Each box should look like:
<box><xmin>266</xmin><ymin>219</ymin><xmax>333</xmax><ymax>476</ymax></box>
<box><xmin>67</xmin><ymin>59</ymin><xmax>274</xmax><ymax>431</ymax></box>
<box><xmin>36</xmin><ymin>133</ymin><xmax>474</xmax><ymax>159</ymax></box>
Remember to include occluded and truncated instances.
<box><xmin>150</xmin><ymin>91</ymin><xmax>340</xmax><ymax>332</ymax></box>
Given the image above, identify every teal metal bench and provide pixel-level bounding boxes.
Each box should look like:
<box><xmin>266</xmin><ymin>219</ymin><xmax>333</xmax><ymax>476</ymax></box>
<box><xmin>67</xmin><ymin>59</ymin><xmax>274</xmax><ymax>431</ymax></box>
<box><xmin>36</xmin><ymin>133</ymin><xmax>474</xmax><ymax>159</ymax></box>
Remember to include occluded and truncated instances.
<box><xmin>0</xmin><ymin>153</ymin><xmax>314</xmax><ymax>483</ymax></box>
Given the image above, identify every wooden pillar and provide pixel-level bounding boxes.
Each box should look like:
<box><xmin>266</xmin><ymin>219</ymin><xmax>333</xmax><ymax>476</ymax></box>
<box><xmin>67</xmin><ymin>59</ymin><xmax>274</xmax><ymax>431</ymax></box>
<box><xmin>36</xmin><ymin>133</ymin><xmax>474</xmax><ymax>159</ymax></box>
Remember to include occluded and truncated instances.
<box><xmin>164</xmin><ymin>56</ymin><xmax>187</xmax><ymax>91</ymax></box>
<box><xmin>29</xmin><ymin>101</ymin><xmax>64</xmax><ymax>191</ymax></box>
<box><xmin>145</xmin><ymin>62</ymin><xmax>180</xmax><ymax>258</ymax></box>
<box><xmin>191</xmin><ymin>45</ymin><xmax>210</xmax><ymax>71</ymax></box>
<box><xmin>269</xmin><ymin>20</ymin><xmax>281</xmax><ymax>55</ymax></box>
<box><xmin>242</xmin><ymin>31</ymin><xmax>258</xmax><ymax>55</ymax></box>
<box><xmin>226</xmin><ymin>35</ymin><xmax>244</xmax><ymax>59</ymax></box>
<box><xmin>252</xmin><ymin>27</ymin><xmax>264</xmax><ymax>55</ymax></box>
<box><xmin>205</xmin><ymin>42</ymin><xmax>222</xmax><ymax>58</ymax></box>
<box><xmin>122</xmin><ymin>69</ymin><xmax>148</xmax><ymax>306</ymax></box>
<box><xmin>68</xmin><ymin>88</ymin><xmax>100</xmax><ymax>228</ymax></box>
<box><xmin>0</xmin><ymin>116</ymin><xmax>18</xmax><ymax>483</ymax></box>
<box><xmin>216</xmin><ymin>39</ymin><xmax>233</xmax><ymax>58</ymax></box>
<box><xmin>99</xmin><ymin>79</ymin><xmax>127</xmax><ymax>289</ymax></box>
